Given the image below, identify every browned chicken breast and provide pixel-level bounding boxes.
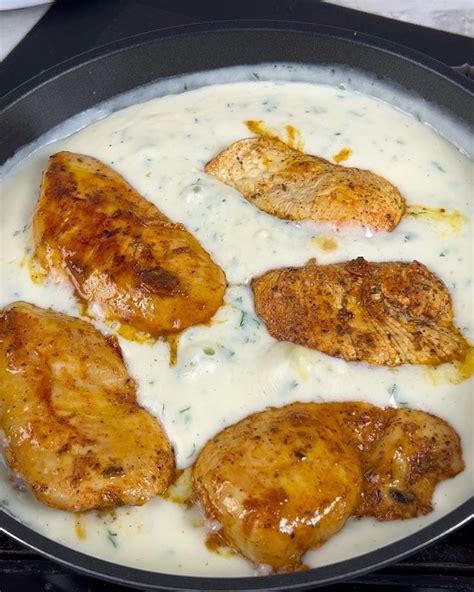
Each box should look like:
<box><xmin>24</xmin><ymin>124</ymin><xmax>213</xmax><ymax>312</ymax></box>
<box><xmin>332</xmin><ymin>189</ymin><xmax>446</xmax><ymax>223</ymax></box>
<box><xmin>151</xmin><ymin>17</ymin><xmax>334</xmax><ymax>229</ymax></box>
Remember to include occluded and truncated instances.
<box><xmin>0</xmin><ymin>302</ymin><xmax>175</xmax><ymax>512</ymax></box>
<box><xmin>356</xmin><ymin>407</ymin><xmax>465</xmax><ymax>520</ymax></box>
<box><xmin>33</xmin><ymin>152</ymin><xmax>226</xmax><ymax>337</ymax></box>
<box><xmin>192</xmin><ymin>402</ymin><xmax>463</xmax><ymax>571</ymax></box>
<box><xmin>194</xmin><ymin>404</ymin><xmax>363</xmax><ymax>570</ymax></box>
<box><xmin>205</xmin><ymin>136</ymin><xmax>405</xmax><ymax>231</ymax></box>
<box><xmin>252</xmin><ymin>257</ymin><xmax>468</xmax><ymax>366</ymax></box>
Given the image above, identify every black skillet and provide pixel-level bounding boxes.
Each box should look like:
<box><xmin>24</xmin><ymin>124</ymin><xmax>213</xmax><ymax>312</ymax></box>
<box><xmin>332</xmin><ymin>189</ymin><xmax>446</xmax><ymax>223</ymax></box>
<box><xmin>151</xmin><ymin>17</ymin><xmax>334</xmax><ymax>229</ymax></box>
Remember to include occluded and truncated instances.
<box><xmin>0</xmin><ymin>20</ymin><xmax>473</xmax><ymax>591</ymax></box>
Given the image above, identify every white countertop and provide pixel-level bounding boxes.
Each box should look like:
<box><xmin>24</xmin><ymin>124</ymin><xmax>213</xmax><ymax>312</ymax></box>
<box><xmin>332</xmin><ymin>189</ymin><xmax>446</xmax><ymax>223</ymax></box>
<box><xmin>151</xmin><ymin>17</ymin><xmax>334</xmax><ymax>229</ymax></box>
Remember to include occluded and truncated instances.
<box><xmin>328</xmin><ymin>0</ymin><xmax>473</xmax><ymax>38</ymax></box>
<box><xmin>0</xmin><ymin>1</ymin><xmax>50</xmax><ymax>61</ymax></box>
<box><xmin>0</xmin><ymin>1</ymin><xmax>473</xmax><ymax>62</ymax></box>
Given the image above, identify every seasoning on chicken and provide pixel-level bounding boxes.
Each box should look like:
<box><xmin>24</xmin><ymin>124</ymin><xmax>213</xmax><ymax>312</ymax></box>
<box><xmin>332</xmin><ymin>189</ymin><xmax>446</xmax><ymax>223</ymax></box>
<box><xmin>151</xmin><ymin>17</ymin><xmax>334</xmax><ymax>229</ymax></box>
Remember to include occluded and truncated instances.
<box><xmin>355</xmin><ymin>407</ymin><xmax>465</xmax><ymax>520</ymax></box>
<box><xmin>0</xmin><ymin>302</ymin><xmax>175</xmax><ymax>512</ymax></box>
<box><xmin>251</xmin><ymin>257</ymin><xmax>468</xmax><ymax>366</ymax></box>
<box><xmin>33</xmin><ymin>152</ymin><xmax>226</xmax><ymax>337</ymax></box>
<box><xmin>192</xmin><ymin>402</ymin><xmax>463</xmax><ymax>571</ymax></box>
<box><xmin>205</xmin><ymin>136</ymin><xmax>405</xmax><ymax>231</ymax></box>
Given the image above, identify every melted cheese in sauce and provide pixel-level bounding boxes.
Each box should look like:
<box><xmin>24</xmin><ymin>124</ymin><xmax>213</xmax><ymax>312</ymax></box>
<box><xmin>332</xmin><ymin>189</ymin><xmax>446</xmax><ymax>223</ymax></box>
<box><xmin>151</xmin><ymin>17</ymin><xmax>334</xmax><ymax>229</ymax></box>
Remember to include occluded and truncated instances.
<box><xmin>0</xmin><ymin>75</ymin><xmax>472</xmax><ymax>577</ymax></box>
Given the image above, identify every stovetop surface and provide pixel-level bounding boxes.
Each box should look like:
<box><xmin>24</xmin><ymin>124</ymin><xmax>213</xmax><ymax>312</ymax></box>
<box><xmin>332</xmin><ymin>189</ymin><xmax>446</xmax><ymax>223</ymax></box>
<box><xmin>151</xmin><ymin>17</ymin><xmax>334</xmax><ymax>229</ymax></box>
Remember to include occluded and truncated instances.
<box><xmin>1</xmin><ymin>1</ymin><xmax>473</xmax><ymax>590</ymax></box>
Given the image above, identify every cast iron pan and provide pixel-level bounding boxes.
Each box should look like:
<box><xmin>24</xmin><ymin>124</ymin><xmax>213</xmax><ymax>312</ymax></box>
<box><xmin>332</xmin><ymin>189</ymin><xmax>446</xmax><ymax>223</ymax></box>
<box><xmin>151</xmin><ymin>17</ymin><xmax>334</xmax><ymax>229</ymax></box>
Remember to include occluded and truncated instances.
<box><xmin>0</xmin><ymin>20</ymin><xmax>473</xmax><ymax>591</ymax></box>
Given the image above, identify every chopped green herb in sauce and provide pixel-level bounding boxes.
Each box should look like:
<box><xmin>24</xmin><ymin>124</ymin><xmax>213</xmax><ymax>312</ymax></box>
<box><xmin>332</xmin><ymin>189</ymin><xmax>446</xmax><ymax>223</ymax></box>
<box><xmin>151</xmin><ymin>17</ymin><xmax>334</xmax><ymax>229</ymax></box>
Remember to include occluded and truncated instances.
<box><xmin>431</xmin><ymin>161</ymin><xmax>445</xmax><ymax>172</ymax></box>
<box><xmin>388</xmin><ymin>384</ymin><xmax>398</xmax><ymax>397</ymax></box>
<box><xmin>388</xmin><ymin>384</ymin><xmax>408</xmax><ymax>407</ymax></box>
<box><xmin>106</xmin><ymin>529</ymin><xmax>118</xmax><ymax>548</ymax></box>
<box><xmin>186</xmin><ymin>443</ymin><xmax>196</xmax><ymax>459</ymax></box>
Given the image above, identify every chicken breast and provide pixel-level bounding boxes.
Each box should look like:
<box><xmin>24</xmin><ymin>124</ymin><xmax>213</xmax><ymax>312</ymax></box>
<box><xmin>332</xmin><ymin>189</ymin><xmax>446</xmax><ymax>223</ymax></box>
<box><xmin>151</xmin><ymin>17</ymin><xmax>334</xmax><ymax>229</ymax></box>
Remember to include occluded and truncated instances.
<box><xmin>205</xmin><ymin>136</ymin><xmax>405</xmax><ymax>231</ymax></box>
<box><xmin>193</xmin><ymin>403</ymin><xmax>363</xmax><ymax>570</ymax></box>
<box><xmin>252</xmin><ymin>257</ymin><xmax>468</xmax><ymax>366</ymax></box>
<box><xmin>356</xmin><ymin>407</ymin><xmax>465</xmax><ymax>520</ymax></box>
<box><xmin>0</xmin><ymin>302</ymin><xmax>175</xmax><ymax>512</ymax></box>
<box><xmin>33</xmin><ymin>152</ymin><xmax>226</xmax><ymax>337</ymax></box>
<box><xmin>192</xmin><ymin>402</ymin><xmax>463</xmax><ymax>571</ymax></box>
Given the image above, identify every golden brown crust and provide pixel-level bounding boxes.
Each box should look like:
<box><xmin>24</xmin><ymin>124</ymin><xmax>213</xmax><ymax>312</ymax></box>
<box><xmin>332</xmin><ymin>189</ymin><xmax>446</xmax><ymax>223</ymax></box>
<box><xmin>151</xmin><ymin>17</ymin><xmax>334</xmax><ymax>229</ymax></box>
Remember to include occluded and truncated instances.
<box><xmin>33</xmin><ymin>152</ymin><xmax>227</xmax><ymax>337</ymax></box>
<box><xmin>0</xmin><ymin>301</ymin><xmax>175</xmax><ymax>512</ymax></box>
<box><xmin>193</xmin><ymin>402</ymin><xmax>364</xmax><ymax>570</ymax></box>
<box><xmin>356</xmin><ymin>408</ymin><xmax>465</xmax><ymax>520</ymax></box>
<box><xmin>192</xmin><ymin>402</ymin><xmax>464</xmax><ymax>571</ymax></box>
<box><xmin>205</xmin><ymin>137</ymin><xmax>405</xmax><ymax>231</ymax></box>
<box><xmin>251</xmin><ymin>257</ymin><xmax>468</xmax><ymax>366</ymax></box>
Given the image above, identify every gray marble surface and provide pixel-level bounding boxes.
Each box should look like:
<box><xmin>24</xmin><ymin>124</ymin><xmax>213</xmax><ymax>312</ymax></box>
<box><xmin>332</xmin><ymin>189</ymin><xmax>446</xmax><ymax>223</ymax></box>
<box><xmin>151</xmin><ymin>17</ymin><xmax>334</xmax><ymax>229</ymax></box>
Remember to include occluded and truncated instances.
<box><xmin>326</xmin><ymin>0</ymin><xmax>473</xmax><ymax>37</ymax></box>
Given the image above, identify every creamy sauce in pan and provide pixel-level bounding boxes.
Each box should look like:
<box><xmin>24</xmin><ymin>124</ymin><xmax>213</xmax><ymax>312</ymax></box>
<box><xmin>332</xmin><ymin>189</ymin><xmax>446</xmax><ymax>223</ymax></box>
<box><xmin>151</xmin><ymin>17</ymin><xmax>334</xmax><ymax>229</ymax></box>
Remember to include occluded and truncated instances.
<box><xmin>0</xmin><ymin>69</ymin><xmax>472</xmax><ymax>576</ymax></box>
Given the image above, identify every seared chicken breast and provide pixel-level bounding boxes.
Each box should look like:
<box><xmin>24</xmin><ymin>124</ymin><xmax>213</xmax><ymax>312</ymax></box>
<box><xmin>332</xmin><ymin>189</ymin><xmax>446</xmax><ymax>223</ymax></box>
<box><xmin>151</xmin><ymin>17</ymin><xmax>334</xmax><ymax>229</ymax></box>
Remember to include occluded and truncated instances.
<box><xmin>356</xmin><ymin>407</ymin><xmax>465</xmax><ymax>520</ymax></box>
<box><xmin>252</xmin><ymin>257</ymin><xmax>468</xmax><ymax>366</ymax></box>
<box><xmin>33</xmin><ymin>152</ymin><xmax>226</xmax><ymax>337</ymax></box>
<box><xmin>194</xmin><ymin>403</ymin><xmax>363</xmax><ymax>570</ymax></box>
<box><xmin>193</xmin><ymin>402</ymin><xmax>463</xmax><ymax>571</ymax></box>
<box><xmin>0</xmin><ymin>302</ymin><xmax>174</xmax><ymax>512</ymax></box>
<box><xmin>205</xmin><ymin>136</ymin><xmax>405</xmax><ymax>231</ymax></box>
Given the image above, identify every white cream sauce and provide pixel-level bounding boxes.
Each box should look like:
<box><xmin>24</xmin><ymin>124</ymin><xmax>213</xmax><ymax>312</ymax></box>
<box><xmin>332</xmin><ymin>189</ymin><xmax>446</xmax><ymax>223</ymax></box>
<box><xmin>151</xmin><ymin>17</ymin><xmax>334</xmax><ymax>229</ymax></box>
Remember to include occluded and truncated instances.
<box><xmin>0</xmin><ymin>68</ymin><xmax>472</xmax><ymax>577</ymax></box>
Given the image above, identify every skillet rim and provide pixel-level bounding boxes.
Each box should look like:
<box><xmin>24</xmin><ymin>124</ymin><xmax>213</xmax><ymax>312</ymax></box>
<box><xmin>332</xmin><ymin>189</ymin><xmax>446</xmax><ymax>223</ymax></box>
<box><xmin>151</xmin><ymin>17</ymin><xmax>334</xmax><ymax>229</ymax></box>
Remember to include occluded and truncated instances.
<box><xmin>1</xmin><ymin>500</ymin><xmax>473</xmax><ymax>590</ymax></box>
<box><xmin>0</xmin><ymin>18</ymin><xmax>473</xmax><ymax>591</ymax></box>
<box><xmin>1</xmin><ymin>19</ymin><xmax>473</xmax><ymax>108</ymax></box>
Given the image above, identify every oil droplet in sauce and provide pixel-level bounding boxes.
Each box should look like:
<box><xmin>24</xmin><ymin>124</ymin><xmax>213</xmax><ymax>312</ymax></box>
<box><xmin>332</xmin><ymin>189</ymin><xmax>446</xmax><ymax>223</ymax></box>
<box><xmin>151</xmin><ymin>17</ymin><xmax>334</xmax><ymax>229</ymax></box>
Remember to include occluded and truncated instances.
<box><xmin>332</xmin><ymin>147</ymin><xmax>352</xmax><ymax>163</ymax></box>
<box><xmin>116</xmin><ymin>323</ymin><xmax>155</xmax><ymax>344</ymax></box>
<box><xmin>244</xmin><ymin>119</ymin><xmax>304</xmax><ymax>150</ymax></box>
<box><xmin>78</xmin><ymin>302</ymin><xmax>94</xmax><ymax>319</ymax></box>
<box><xmin>406</xmin><ymin>204</ymin><xmax>468</xmax><ymax>235</ymax></box>
<box><xmin>79</xmin><ymin>308</ymin><xmax>156</xmax><ymax>345</ymax></box>
<box><xmin>311</xmin><ymin>235</ymin><xmax>338</xmax><ymax>252</ymax></box>
<box><xmin>28</xmin><ymin>257</ymin><xmax>48</xmax><ymax>285</ymax></box>
<box><xmin>75</xmin><ymin>515</ymin><xmax>86</xmax><ymax>540</ymax></box>
<box><xmin>165</xmin><ymin>333</ymin><xmax>180</xmax><ymax>367</ymax></box>
<box><xmin>244</xmin><ymin>118</ymin><xmax>275</xmax><ymax>138</ymax></box>
<box><xmin>205</xmin><ymin>532</ymin><xmax>236</xmax><ymax>557</ymax></box>
<box><xmin>284</xmin><ymin>124</ymin><xmax>304</xmax><ymax>151</ymax></box>
<box><xmin>423</xmin><ymin>346</ymin><xmax>474</xmax><ymax>385</ymax></box>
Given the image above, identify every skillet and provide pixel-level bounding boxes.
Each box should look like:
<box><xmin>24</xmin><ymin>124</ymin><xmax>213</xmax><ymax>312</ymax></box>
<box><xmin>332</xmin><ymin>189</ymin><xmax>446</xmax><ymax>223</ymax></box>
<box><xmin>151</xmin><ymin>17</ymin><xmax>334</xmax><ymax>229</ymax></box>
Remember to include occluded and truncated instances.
<box><xmin>0</xmin><ymin>20</ymin><xmax>473</xmax><ymax>591</ymax></box>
